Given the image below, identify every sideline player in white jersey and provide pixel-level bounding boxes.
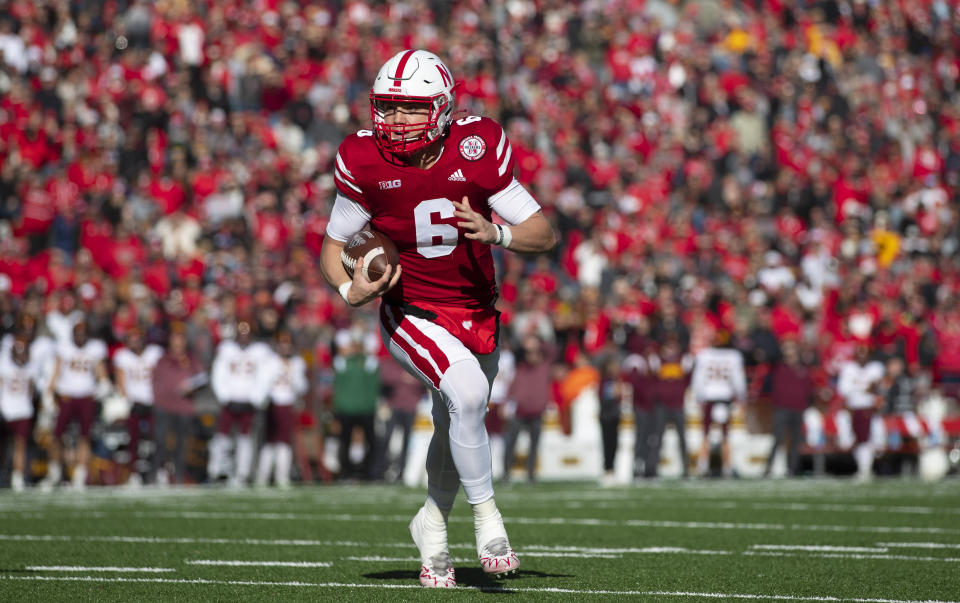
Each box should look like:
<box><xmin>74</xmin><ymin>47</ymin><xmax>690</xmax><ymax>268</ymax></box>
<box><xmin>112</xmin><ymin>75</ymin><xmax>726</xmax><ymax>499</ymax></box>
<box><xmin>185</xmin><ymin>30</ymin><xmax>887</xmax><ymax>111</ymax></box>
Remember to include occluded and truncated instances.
<box><xmin>255</xmin><ymin>331</ymin><xmax>308</xmax><ymax>488</ymax></box>
<box><xmin>320</xmin><ymin>49</ymin><xmax>556</xmax><ymax>587</ymax></box>
<box><xmin>209</xmin><ymin>319</ymin><xmax>272</xmax><ymax>486</ymax></box>
<box><xmin>2</xmin><ymin>315</ymin><xmax>57</xmax><ymax>417</ymax></box>
<box><xmin>837</xmin><ymin>343</ymin><xmax>884</xmax><ymax>480</ymax></box>
<box><xmin>113</xmin><ymin>327</ymin><xmax>164</xmax><ymax>486</ymax></box>
<box><xmin>41</xmin><ymin>321</ymin><xmax>109</xmax><ymax>490</ymax></box>
<box><xmin>690</xmin><ymin>332</ymin><xmax>747</xmax><ymax>477</ymax></box>
<box><xmin>0</xmin><ymin>335</ymin><xmax>42</xmax><ymax>491</ymax></box>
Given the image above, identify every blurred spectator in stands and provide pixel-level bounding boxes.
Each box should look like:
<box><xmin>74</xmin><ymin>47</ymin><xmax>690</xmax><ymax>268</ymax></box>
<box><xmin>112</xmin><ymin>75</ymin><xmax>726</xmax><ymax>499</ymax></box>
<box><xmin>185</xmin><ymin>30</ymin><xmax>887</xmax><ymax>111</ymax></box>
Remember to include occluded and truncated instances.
<box><xmin>837</xmin><ymin>344</ymin><xmax>885</xmax><ymax>481</ymax></box>
<box><xmin>651</xmin><ymin>336</ymin><xmax>693</xmax><ymax>479</ymax></box>
<box><xmin>374</xmin><ymin>355</ymin><xmax>426</xmax><ymax>482</ymax></box>
<box><xmin>763</xmin><ymin>339</ymin><xmax>814</xmax><ymax>478</ymax></box>
<box><xmin>332</xmin><ymin>322</ymin><xmax>380</xmax><ymax>480</ymax></box>
<box><xmin>503</xmin><ymin>334</ymin><xmax>554</xmax><ymax>483</ymax></box>
<box><xmin>152</xmin><ymin>324</ymin><xmax>206</xmax><ymax>486</ymax></box>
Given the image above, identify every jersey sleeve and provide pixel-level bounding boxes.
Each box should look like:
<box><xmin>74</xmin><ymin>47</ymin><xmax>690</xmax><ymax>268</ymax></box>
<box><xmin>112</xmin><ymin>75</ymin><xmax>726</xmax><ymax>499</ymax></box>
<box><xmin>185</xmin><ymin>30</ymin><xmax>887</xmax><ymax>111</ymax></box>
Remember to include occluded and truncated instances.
<box><xmin>113</xmin><ymin>349</ymin><xmax>130</xmax><ymax>371</ymax></box>
<box><xmin>91</xmin><ymin>340</ymin><xmax>108</xmax><ymax>362</ymax></box>
<box><xmin>325</xmin><ymin>193</ymin><xmax>372</xmax><ymax>242</ymax></box>
<box><xmin>481</xmin><ymin>119</ymin><xmax>516</xmax><ymax>196</ymax></box>
<box><xmin>333</xmin><ymin>141</ymin><xmax>368</xmax><ymax>207</ymax></box>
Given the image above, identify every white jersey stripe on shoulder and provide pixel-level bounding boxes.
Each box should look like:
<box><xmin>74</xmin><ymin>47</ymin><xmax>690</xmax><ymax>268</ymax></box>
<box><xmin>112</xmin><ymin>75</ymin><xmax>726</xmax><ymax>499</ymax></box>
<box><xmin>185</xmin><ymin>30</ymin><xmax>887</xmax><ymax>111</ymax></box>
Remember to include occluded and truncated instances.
<box><xmin>496</xmin><ymin>129</ymin><xmax>507</xmax><ymax>159</ymax></box>
<box><xmin>335</xmin><ymin>169</ymin><xmax>362</xmax><ymax>194</ymax></box>
<box><xmin>497</xmin><ymin>144</ymin><xmax>512</xmax><ymax>177</ymax></box>
<box><xmin>335</xmin><ymin>153</ymin><xmax>355</xmax><ymax>181</ymax></box>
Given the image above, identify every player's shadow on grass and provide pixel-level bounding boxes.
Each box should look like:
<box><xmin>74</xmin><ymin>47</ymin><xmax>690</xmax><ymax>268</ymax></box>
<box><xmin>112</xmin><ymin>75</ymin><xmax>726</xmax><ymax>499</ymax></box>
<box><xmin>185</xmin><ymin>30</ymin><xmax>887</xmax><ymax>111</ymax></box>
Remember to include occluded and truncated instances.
<box><xmin>363</xmin><ymin>568</ymin><xmax>573</xmax><ymax>592</ymax></box>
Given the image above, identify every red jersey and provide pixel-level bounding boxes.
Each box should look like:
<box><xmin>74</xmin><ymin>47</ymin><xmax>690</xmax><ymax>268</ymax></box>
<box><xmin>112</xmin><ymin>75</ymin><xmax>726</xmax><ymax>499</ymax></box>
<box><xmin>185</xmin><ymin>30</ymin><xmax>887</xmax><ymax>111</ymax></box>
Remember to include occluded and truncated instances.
<box><xmin>334</xmin><ymin>116</ymin><xmax>516</xmax><ymax>310</ymax></box>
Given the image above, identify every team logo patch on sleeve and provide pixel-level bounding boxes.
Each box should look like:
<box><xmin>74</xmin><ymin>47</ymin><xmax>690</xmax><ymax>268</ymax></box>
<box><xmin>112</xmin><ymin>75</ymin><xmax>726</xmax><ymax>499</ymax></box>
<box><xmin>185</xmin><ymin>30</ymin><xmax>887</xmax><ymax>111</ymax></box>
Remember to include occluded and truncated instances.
<box><xmin>459</xmin><ymin>135</ymin><xmax>486</xmax><ymax>161</ymax></box>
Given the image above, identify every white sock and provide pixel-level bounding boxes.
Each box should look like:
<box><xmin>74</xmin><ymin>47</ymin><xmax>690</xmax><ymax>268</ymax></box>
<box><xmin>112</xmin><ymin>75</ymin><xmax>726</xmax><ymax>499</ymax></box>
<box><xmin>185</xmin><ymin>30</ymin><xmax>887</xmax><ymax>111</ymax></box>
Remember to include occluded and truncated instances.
<box><xmin>413</xmin><ymin>496</ymin><xmax>451</xmax><ymax>565</ymax></box>
<box><xmin>11</xmin><ymin>471</ymin><xmax>24</xmax><ymax>491</ymax></box>
<box><xmin>256</xmin><ymin>444</ymin><xmax>275</xmax><ymax>486</ymax></box>
<box><xmin>424</xmin><ymin>495</ymin><xmax>450</xmax><ymax>525</ymax></box>
<box><xmin>207</xmin><ymin>433</ymin><xmax>229</xmax><ymax>478</ymax></box>
<box><xmin>472</xmin><ymin>496</ymin><xmax>508</xmax><ymax>556</ymax></box>
<box><xmin>854</xmin><ymin>444</ymin><xmax>873</xmax><ymax>477</ymax></box>
<box><xmin>275</xmin><ymin>444</ymin><xmax>292</xmax><ymax>487</ymax></box>
<box><xmin>235</xmin><ymin>435</ymin><xmax>254</xmax><ymax>481</ymax></box>
<box><xmin>72</xmin><ymin>465</ymin><xmax>87</xmax><ymax>487</ymax></box>
<box><xmin>46</xmin><ymin>462</ymin><xmax>62</xmax><ymax>483</ymax></box>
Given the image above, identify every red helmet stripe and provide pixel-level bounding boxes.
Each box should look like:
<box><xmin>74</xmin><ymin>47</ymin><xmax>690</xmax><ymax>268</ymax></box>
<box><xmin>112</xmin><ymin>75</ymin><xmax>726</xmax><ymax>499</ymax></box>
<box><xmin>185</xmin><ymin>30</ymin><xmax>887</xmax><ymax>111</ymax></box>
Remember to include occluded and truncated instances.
<box><xmin>392</xmin><ymin>50</ymin><xmax>416</xmax><ymax>86</ymax></box>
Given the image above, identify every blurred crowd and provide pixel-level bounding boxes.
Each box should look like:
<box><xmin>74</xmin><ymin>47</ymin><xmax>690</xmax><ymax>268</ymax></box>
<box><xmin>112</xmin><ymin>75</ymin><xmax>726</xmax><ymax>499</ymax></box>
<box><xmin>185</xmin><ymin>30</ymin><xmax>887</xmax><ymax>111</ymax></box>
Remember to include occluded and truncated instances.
<box><xmin>2</xmin><ymin>0</ymin><xmax>960</xmax><ymax>486</ymax></box>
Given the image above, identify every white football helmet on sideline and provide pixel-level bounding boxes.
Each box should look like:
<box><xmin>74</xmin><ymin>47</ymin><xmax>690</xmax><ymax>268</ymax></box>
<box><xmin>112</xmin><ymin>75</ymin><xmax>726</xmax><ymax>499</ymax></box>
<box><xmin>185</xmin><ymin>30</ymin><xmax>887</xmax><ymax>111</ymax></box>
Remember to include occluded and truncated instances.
<box><xmin>370</xmin><ymin>49</ymin><xmax>457</xmax><ymax>156</ymax></box>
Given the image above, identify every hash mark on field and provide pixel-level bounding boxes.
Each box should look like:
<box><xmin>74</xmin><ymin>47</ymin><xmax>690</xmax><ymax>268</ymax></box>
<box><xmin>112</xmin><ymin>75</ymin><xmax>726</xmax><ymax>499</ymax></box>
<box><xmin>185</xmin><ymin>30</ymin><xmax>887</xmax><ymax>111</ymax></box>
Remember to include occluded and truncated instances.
<box><xmin>186</xmin><ymin>560</ymin><xmax>333</xmax><ymax>568</ymax></box>
<box><xmin>0</xmin><ymin>575</ymin><xmax>957</xmax><ymax>602</ymax></box>
<box><xmin>24</xmin><ymin>566</ymin><xmax>174</xmax><ymax>573</ymax></box>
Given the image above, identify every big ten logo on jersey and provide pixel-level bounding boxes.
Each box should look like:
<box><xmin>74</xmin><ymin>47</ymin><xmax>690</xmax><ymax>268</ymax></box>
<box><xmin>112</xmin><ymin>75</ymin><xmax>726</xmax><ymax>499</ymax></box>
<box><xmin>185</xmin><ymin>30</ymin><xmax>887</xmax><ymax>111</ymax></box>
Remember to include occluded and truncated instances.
<box><xmin>379</xmin><ymin>179</ymin><xmax>402</xmax><ymax>190</ymax></box>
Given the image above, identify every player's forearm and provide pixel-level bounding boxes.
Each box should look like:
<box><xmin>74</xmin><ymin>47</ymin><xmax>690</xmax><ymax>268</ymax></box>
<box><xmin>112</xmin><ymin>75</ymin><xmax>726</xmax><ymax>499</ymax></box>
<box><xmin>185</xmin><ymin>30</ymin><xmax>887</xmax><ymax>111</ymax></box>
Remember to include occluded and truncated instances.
<box><xmin>501</xmin><ymin>212</ymin><xmax>557</xmax><ymax>254</ymax></box>
<box><xmin>319</xmin><ymin>236</ymin><xmax>351</xmax><ymax>288</ymax></box>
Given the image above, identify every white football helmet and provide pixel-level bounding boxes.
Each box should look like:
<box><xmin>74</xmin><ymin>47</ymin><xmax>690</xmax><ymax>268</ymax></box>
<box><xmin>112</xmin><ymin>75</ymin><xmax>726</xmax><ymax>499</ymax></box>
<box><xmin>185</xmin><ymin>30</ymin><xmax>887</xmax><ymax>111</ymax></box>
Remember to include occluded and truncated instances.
<box><xmin>370</xmin><ymin>49</ymin><xmax>456</xmax><ymax>156</ymax></box>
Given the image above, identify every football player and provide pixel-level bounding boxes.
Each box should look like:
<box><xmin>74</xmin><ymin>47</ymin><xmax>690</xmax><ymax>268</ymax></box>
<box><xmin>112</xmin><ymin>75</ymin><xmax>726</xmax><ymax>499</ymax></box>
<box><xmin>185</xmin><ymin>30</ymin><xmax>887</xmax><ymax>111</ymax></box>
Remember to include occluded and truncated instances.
<box><xmin>113</xmin><ymin>326</ymin><xmax>164</xmax><ymax>486</ymax></box>
<box><xmin>209</xmin><ymin>319</ymin><xmax>271</xmax><ymax>486</ymax></box>
<box><xmin>41</xmin><ymin>320</ymin><xmax>109</xmax><ymax>490</ymax></box>
<box><xmin>0</xmin><ymin>335</ymin><xmax>42</xmax><ymax>491</ymax></box>
<box><xmin>837</xmin><ymin>344</ymin><xmax>884</xmax><ymax>481</ymax></box>
<box><xmin>691</xmin><ymin>331</ymin><xmax>747</xmax><ymax>477</ymax></box>
<box><xmin>320</xmin><ymin>49</ymin><xmax>557</xmax><ymax>587</ymax></box>
<box><xmin>255</xmin><ymin>331</ymin><xmax>308</xmax><ymax>488</ymax></box>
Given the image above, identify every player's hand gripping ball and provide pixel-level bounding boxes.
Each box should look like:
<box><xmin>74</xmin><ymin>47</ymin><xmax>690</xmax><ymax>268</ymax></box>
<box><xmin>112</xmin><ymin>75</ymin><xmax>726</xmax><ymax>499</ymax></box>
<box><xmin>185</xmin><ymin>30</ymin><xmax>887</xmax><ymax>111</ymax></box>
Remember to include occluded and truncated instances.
<box><xmin>341</xmin><ymin>229</ymin><xmax>401</xmax><ymax>281</ymax></box>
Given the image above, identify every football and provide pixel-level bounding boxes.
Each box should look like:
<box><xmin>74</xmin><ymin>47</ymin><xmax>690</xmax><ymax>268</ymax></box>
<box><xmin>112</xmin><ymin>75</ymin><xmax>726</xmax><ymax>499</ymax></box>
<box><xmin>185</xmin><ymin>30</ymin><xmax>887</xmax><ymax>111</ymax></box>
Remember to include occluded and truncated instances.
<box><xmin>341</xmin><ymin>229</ymin><xmax>400</xmax><ymax>282</ymax></box>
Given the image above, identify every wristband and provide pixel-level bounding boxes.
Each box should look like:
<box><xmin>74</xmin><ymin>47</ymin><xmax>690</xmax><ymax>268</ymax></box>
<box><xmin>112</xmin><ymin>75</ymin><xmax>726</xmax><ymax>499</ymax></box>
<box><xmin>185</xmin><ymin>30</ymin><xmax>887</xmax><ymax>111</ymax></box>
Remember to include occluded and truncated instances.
<box><xmin>497</xmin><ymin>224</ymin><xmax>513</xmax><ymax>249</ymax></box>
<box><xmin>338</xmin><ymin>282</ymin><xmax>353</xmax><ymax>304</ymax></box>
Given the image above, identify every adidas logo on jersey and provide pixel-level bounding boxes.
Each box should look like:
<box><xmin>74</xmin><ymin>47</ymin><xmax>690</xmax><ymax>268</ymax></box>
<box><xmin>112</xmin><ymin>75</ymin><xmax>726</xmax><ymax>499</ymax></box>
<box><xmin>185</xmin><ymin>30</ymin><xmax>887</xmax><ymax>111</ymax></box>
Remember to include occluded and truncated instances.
<box><xmin>448</xmin><ymin>169</ymin><xmax>466</xmax><ymax>182</ymax></box>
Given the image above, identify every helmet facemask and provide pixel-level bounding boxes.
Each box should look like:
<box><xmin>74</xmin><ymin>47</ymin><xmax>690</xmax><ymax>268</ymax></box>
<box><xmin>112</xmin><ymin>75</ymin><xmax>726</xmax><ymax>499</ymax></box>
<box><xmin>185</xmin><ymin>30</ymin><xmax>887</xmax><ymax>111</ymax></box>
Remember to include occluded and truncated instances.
<box><xmin>370</xmin><ymin>92</ymin><xmax>452</xmax><ymax>156</ymax></box>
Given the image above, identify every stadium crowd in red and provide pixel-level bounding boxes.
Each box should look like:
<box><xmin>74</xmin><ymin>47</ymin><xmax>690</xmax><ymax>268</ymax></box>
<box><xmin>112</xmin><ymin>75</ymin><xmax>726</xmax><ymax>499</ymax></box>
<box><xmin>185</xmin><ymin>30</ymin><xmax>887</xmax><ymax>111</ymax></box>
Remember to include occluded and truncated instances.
<box><xmin>1</xmin><ymin>0</ymin><xmax>959</xmax><ymax>445</ymax></box>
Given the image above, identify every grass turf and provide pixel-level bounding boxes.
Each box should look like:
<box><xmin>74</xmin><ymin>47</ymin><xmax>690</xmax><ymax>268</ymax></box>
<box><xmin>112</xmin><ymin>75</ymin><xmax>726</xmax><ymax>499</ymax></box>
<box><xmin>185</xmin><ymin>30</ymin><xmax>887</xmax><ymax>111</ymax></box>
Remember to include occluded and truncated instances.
<box><xmin>0</xmin><ymin>479</ymin><xmax>959</xmax><ymax>602</ymax></box>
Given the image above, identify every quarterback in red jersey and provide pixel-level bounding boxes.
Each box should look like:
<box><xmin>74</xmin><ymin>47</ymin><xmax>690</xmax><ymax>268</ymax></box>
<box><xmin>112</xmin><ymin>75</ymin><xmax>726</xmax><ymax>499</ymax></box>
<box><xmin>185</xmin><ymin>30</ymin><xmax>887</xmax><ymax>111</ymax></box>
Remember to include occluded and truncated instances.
<box><xmin>320</xmin><ymin>49</ymin><xmax>556</xmax><ymax>588</ymax></box>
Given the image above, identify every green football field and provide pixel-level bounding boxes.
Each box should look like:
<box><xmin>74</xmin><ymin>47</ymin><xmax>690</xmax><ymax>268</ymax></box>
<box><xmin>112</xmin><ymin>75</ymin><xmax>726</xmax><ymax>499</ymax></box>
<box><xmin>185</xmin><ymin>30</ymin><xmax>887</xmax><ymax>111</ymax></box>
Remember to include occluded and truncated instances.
<box><xmin>0</xmin><ymin>479</ymin><xmax>958</xmax><ymax>602</ymax></box>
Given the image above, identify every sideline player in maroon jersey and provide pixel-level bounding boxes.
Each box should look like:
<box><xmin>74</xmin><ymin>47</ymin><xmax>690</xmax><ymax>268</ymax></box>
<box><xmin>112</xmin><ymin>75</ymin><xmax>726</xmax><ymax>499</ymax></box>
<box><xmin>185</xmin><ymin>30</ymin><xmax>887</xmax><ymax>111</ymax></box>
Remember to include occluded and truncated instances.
<box><xmin>320</xmin><ymin>49</ymin><xmax>556</xmax><ymax>588</ymax></box>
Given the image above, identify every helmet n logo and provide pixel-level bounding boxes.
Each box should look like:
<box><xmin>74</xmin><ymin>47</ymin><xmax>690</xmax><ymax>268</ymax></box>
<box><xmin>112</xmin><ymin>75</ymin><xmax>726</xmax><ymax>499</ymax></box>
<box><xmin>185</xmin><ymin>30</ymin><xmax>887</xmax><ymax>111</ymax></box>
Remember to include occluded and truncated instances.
<box><xmin>436</xmin><ymin>64</ymin><xmax>452</xmax><ymax>87</ymax></box>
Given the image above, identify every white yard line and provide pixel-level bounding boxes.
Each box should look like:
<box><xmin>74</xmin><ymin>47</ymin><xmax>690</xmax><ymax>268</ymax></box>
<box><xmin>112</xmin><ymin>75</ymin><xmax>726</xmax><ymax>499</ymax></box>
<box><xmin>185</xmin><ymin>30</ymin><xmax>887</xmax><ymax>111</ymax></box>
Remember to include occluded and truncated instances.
<box><xmin>0</xmin><ymin>575</ymin><xmax>957</xmax><ymax>602</ymax></box>
<box><xmin>744</xmin><ymin>551</ymin><xmax>960</xmax><ymax>563</ymax></box>
<box><xmin>22</xmin><ymin>510</ymin><xmax>955</xmax><ymax>536</ymax></box>
<box><xmin>752</xmin><ymin>545</ymin><xmax>891</xmax><ymax>553</ymax></box>
<box><xmin>185</xmin><ymin>560</ymin><xmax>332</xmax><ymax>568</ymax></box>
<box><xmin>879</xmin><ymin>543</ymin><xmax>960</xmax><ymax>550</ymax></box>
<box><xmin>24</xmin><ymin>566</ymin><xmax>174</xmax><ymax>573</ymax></box>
